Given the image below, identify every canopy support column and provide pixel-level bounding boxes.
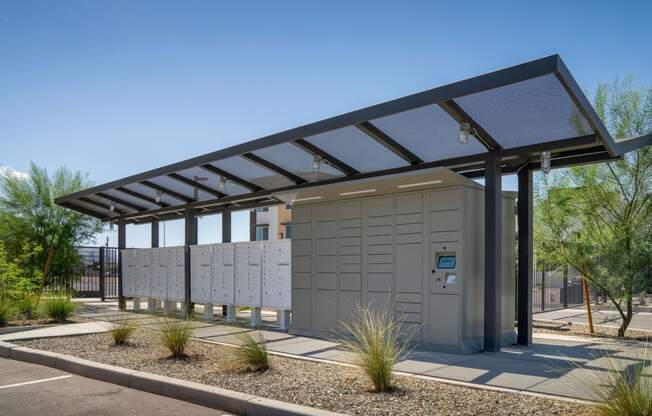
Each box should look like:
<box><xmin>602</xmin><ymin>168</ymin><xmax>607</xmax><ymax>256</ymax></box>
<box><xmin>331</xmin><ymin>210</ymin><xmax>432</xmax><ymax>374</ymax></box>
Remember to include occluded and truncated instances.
<box><xmin>118</xmin><ymin>223</ymin><xmax>126</xmax><ymax>310</ymax></box>
<box><xmin>222</xmin><ymin>211</ymin><xmax>231</xmax><ymax>317</ymax></box>
<box><xmin>184</xmin><ymin>209</ymin><xmax>197</xmax><ymax>316</ymax></box>
<box><xmin>151</xmin><ymin>220</ymin><xmax>159</xmax><ymax>247</ymax></box>
<box><xmin>517</xmin><ymin>167</ymin><xmax>533</xmax><ymax>345</ymax></box>
<box><xmin>484</xmin><ymin>155</ymin><xmax>502</xmax><ymax>352</ymax></box>
<box><xmin>249</xmin><ymin>209</ymin><xmax>257</xmax><ymax>241</ymax></box>
<box><xmin>148</xmin><ymin>220</ymin><xmax>159</xmax><ymax>313</ymax></box>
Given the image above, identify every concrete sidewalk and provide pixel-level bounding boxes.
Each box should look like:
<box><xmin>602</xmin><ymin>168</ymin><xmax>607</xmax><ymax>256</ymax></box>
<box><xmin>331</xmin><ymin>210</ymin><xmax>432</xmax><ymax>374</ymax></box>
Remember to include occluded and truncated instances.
<box><xmin>0</xmin><ymin>321</ymin><xmax>115</xmax><ymax>341</ymax></box>
<box><xmin>59</xmin><ymin>300</ymin><xmax>649</xmax><ymax>402</ymax></box>
<box><xmin>535</xmin><ymin>308</ymin><xmax>652</xmax><ymax>332</ymax></box>
<box><xmin>4</xmin><ymin>299</ymin><xmax>649</xmax><ymax>401</ymax></box>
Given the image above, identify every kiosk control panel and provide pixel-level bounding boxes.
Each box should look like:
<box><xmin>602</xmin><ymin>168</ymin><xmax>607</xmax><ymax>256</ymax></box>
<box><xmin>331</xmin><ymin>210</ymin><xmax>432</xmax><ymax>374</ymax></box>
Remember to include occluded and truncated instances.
<box><xmin>430</xmin><ymin>242</ymin><xmax>459</xmax><ymax>294</ymax></box>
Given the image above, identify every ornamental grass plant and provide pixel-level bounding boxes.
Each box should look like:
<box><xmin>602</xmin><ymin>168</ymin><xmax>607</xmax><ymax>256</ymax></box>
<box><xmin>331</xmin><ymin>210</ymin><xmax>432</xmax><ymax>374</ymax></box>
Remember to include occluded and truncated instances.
<box><xmin>41</xmin><ymin>291</ymin><xmax>76</xmax><ymax>323</ymax></box>
<box><xmin>160</xmin><ymin>318</ymin><xmax>193</xmax><ymax>358</ymax></box>
<box><xmin>233</xmin><ymin>330</ymin><xmax>269</xmax><ymax>371</ymax></box>
<box><xmin>337</xmin><ymin>304</ymin><xmax>412</xmax><ymax>392</ymax></box>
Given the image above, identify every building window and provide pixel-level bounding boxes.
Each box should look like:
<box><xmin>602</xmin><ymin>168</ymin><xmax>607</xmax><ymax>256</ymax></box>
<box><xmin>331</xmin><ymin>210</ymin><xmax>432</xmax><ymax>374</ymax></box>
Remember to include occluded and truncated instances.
<box><xmin>255</xmin><ymin>207</ymin><xmax>269</xmax><ymax>213</ymax></box>
<box><xmin>284</xmin><ymin>224</ymin><xmax>292</xmax><ymax>239</ymax></box>
<box><xmin>255</xmin><ymin>225</ymin><xmax>269</xmax><ymax>241</ymax></box>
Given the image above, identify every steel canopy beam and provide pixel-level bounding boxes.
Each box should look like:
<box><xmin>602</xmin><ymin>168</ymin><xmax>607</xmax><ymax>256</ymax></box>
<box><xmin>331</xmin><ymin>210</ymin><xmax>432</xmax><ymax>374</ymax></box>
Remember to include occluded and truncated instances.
<box><xmin>109</xmin><ymin>134</ymin><xmax>604</xmax><ymax>223</ymax></box>
<box><xmin>167</xmin><ymin>172</ymin><xmax>227</xmax><ymax>198</ymax></box>
<box><xmin>292</xmin><ymin>139</ymin><xmax>359</xmax><ymax>176</ymax></box>
<box><xmin>356</xmin><ymin>121</ymin><xmax>423</xmax><ymax>165</ymax></box>
<box><xmin>199</xmin><ymin>164</ymin><xmax>263</xmax><ymax>192</ymax></box>
<box><xmin>60</xmin><ymin>201</ymin><xmax>107</xmax><ymax>220</ymax></box>
<box><xmin>79</xmin><ymin>197</ymin><xmax>126</xmax><ymax>215</ymax></box>
<box><xmin>139</xmin><ymin>180</ymin><xmax>194</xmax><ymax>203</ymax></box>
<box><xmin>554</xmin><ymin>58</ymin><xmax>618</xmax><ymax>156</ymax></box>
<box><xmin>241</xmin><ymin>153</ymin><xmax>307</xmax><ymax>184</ymax></box>
<box><xmin>439</xmin><ymin>100</ymin><xmax>503</xmax><ymax>151</ymax></box>
<box><xmin>115</xmin><ymin>186</ymin><xmax>170</xmax><ymax>208</ymax></box>
<box><xmin>96</xmin><ymin>192</ymin><xmax>147</xmax><ymax>212</ymax></box>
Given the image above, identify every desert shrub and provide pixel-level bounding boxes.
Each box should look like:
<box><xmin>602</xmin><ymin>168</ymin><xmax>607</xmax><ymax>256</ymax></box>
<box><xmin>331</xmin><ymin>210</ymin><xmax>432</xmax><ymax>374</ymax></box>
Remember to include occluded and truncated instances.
<box><xmin>14</xmin><ymin>293</ymin><xmax>40</xmax><ymax>320</ymax></box>
<box><xmin>338</xmin><ymin>304</ymin><xmax>411</xmax><ymax>392</ymax></box>
<box><xmin>41</xmin><ymin>291</ymin><xmax>76</xmax><ymax>322</ymax></box>
<box><xmin>109</xmin><ymin>321</ymin><xmax>135</xmax><ymax>345</ymax></box>
<box><xmin>233</xmin><ymin>330</ymin><xmax>269</xmax><ymax>371</ymax></box>
<box><xmin>160</xmin><ymin>319</ymin><xmax>193</xmax><ymax>358</ymax></box>
<box><xmin>0</xmin><ymin>243</ymin><xmax>40</xmax><ymax>303</ymax></box>
<box><xmin>0</xmin><ymin>300</ymin><xmax>14</xmax><ymax>327</ymax></box>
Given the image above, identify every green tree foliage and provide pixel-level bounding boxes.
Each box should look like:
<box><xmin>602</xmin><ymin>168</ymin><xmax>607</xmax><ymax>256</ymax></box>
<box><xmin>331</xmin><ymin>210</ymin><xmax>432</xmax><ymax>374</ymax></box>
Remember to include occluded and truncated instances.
<box><xmin>0</xmin><ymin>163</ymin><xmax>101</xmax><ymax>293</ymax></box>
<box><xmin>0</xmin><ymin>242</ymin><xmax>41</xmax><ymax>301</ymax></box>
<box><xmin>536</xmin><ymin>78</ymin><xmax>652</xmax><ymax>337</ymax></box>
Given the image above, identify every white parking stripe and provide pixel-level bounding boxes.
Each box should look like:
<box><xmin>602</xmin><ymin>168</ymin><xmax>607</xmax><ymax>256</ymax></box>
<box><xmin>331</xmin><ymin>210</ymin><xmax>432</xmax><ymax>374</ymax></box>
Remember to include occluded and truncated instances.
<box><xmin>0</xmin><ymin>375</ymin><xmax>72</xmax><ymax>390</ymax></box>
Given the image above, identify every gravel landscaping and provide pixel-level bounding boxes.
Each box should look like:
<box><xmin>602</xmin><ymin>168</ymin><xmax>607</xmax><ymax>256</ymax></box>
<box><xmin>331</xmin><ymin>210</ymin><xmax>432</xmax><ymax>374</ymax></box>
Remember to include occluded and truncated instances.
<box><xmin>17</xmin><ymin>329</ymin><xmax>586</xmax><ymax>416</ymax></box>
<box><xmin>534</xmin><ymin>320</ymin><xmax>652</xmax><ymax>341</ymax></box>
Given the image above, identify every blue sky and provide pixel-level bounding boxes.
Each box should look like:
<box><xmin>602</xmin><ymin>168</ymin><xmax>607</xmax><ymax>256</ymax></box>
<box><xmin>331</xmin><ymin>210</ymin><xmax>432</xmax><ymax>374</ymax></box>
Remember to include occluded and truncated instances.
<box><xmin>1</xmin><ymin>1</ymin><xmax>650</xmax><ymax>247</ymax></box>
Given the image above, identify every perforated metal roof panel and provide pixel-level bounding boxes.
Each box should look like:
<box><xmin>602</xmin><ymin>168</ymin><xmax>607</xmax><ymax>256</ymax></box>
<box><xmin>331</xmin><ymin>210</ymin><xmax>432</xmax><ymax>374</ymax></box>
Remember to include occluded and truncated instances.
<box><xmin>55</xmin><ymin>55</ymin><xmax>651</xmax><ymax>223</ymax></box>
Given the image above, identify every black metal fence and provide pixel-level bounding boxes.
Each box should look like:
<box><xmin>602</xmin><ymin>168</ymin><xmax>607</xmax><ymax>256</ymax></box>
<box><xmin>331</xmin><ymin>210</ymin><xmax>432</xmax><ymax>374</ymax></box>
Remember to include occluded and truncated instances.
<box><xmin>531</xmin><ymin>264</ymin><xmax>600</xmax><ymax>313</ymax></box>
<box><xmin>49</xmin><ymin>246</ymin><xmax>119</xmax><ymax>300</ymax></box>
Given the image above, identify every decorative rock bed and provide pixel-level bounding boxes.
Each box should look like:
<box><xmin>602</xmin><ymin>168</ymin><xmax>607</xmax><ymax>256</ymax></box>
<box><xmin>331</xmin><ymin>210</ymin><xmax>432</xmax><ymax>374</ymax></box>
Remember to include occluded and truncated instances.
<box><xmin>16</xmin><ymin>329</ymin><xmax>585</xmax><ymax>416</ymax></box>
<box><xmin>534</xmin><ymin>320</ymin><xmax>652</xmax><ymax>341</ymax></box>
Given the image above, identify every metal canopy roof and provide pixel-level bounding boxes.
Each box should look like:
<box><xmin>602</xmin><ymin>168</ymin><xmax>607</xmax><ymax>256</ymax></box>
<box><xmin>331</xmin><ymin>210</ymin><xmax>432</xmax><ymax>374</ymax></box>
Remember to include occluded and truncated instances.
<box><xmin>56</xmin><ymin>54</ymin><xmax>652</xmax><ymax>224</ymax></box>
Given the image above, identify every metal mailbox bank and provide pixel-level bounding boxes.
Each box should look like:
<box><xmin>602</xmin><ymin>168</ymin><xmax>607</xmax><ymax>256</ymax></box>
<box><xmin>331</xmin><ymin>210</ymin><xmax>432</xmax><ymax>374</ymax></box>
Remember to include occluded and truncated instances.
<box><xmin>279</xmin><ymin>168</ymin><xmax>516</xmax><ymax>353</ymax></box>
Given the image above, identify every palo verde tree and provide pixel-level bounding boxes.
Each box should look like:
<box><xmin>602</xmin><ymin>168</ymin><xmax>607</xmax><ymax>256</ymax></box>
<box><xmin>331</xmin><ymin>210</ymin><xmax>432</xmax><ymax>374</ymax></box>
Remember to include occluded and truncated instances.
<box><xmin>0</xmin><ymin>163</ymin><xmax>101</xmax><ymax>295</ymax></box>
<box><xmin>535</xmin><ymin>77</ymin><xmax>652</xmax><ymax>337</ymax></box>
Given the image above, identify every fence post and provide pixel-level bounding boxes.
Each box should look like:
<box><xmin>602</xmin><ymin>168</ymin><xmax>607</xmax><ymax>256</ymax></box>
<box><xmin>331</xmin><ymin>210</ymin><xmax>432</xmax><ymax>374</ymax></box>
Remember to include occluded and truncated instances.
<box><xmin>99</xmin><ymin>247</ymin><xmax>105</xmax><ymax>302</ymax></box>
<box><xmin>562</xmin><ymin>265</ymin><xmax>568</xmax><ymax>309</ymax></box>
<box><xmin>541</xmin><ymin>265</ymin><xmax>546</xmax><ymax>312</ymax></box>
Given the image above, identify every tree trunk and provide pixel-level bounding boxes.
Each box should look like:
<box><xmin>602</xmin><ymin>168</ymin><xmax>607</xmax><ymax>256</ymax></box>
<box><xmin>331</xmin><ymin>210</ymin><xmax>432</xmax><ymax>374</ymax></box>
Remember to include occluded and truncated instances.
<box><xmin>617</xmin><ymin>295</ymin><xmax>633</xmax><ymax>337</ymax></box>
<box><xmin>35</xmin><ymin>245</ymin><xmax>56</xmax><ymax>305</ymax></box>
<box><xmin>583</xmin><ymin>277</ymin><xmax>594</xmax><ymax>334</ymax></box>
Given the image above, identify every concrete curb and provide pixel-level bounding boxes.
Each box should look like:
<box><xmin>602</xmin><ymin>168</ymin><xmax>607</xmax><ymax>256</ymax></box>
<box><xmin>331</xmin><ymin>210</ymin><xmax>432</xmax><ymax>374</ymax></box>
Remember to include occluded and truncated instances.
<box><xmin>0</xmin><ymin>341</ymin><xmax>347</xmax><ymax>416</ymax></box>
<box><xmin>0</xmin><ymin>324</ymin><xmax>56</xmax><ymax>336</ymax></box>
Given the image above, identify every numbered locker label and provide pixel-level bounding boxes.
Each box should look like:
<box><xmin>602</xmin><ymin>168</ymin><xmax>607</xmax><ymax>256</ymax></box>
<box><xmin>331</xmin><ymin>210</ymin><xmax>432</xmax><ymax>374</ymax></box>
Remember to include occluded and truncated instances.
<box><xmin>262</xmin><ymin>240</ymin><xmax>291</xmax><ymax>310</ymax></box>
<box><xmin>190</xmin><ymin>245</ymin><xmax>212</xmax><ymax>303</ymax></box>
<box><xmin>235</xmin><ymin>242</ymin><xmax>262</xmax><ymax>307</ymax></box>
<box><xmin>212</xmin><ymin>243</ymin><xmax>235</xmax><ymax>305</ymax></box>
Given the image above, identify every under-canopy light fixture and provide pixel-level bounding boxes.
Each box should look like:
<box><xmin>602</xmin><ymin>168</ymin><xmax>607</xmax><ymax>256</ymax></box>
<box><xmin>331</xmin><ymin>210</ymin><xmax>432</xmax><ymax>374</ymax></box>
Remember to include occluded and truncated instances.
<box><xmin>109</xmin><ymin>202</ymin><xmax>115</xmax><ymax>212</ymax></box>
<box><xmin>218</xmin><ymin>176</ymin><xmax>227</xmax><ymax>192</ymax></box>
<box><xmin>155</xmin><ymin>190</ymin><xmax>162</xmax><ymax>203</ymax></box>
<box><xmin>397</xmin><ymin>179</ymin><xmax>443</xmax><ymax>189</ymax></box>
<box><xmin>312</xmin><ymin>155</ymin><xmax>322</xmax><ymax>172</ymax></box>
<box><xmin>339</xmin><ymin>189</ymin><xmax>377</xmax><ymax>196</ymax></box>
<box><xmin>459</xmin><ymin>122</ymin><xmax>471</xmax><ymax>145</ymax></box>
<box><xmin>292</xmin><ymin>196</ymin><xmax>323</xmax><ymax>203</ymax></box>
<box><xmin>541</xmin><ymin>151</ymin><xmax>551</xmax><ymax>174</ymax></box>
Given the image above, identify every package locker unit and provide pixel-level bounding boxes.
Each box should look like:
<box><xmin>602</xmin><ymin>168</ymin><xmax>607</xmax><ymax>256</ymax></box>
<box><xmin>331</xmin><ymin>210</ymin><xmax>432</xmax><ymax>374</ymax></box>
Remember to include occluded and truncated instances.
<box><xmin>285</xmin><ymin>169</ymin><xmax>516</xmax><ymax>354</ymax></box>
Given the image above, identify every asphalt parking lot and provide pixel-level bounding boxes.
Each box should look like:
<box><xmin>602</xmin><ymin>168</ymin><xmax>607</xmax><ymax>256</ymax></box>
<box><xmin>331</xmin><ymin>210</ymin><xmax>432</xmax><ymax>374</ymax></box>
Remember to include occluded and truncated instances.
<box><xmin>0</xmin><ymin>357</ymin><xmax>231</xmax><ymax>416</ymax></box>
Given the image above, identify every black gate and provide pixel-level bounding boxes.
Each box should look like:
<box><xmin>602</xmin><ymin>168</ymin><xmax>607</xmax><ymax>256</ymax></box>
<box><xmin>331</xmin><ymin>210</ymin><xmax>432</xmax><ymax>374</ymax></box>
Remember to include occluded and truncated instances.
<box><xmin>68</xmin><ymin>246</ymin><xmax>119</xmax><ymax>300</ymax></box>
<box><xmin>531</xmin><ymin>264</ymin><xmax>599</xmax><ymax>313</ymax></box>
